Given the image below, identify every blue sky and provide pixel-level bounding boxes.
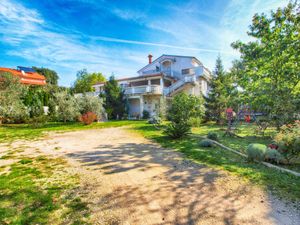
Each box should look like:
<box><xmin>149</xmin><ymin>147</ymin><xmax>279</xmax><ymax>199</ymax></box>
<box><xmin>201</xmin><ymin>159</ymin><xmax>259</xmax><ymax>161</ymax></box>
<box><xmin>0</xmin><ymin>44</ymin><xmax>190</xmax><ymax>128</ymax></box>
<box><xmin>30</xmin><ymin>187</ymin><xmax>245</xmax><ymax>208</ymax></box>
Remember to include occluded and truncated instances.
<box><xmin>0</xmin><ymin>0</ymin><xmax>288</xmax><ymax>86</ymax></box>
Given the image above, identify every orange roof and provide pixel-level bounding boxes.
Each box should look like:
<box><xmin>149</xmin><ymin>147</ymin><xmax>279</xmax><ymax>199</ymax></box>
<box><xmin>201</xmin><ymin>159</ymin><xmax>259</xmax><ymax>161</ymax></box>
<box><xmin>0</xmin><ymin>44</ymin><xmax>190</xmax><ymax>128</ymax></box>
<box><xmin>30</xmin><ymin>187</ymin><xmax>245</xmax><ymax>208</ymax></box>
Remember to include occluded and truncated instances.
<box><xmin>0</xmin><ymin>67</ymin><xmax>46</xmax><ymax>85</ymax></box>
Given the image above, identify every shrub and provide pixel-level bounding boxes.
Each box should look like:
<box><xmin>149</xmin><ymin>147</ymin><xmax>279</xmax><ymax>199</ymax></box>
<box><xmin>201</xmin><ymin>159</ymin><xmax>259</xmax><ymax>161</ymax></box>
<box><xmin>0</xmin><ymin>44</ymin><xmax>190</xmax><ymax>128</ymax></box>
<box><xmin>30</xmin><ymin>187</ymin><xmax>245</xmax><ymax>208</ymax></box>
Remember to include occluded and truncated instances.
<box><xmin>246</xmin><ymin>143</ymin><xmax>267</xmax><ymax>162</ymax></box>
<box><xmin>189</xmin><ymin>117</ymin><xmax>202</xmax><ymax>127</ymax></box>
<box><xmin>78</xmin><ymin>95</ymin><xmax>104</xmax><ymax>120</ymax></box>
<box><xmin>207</xmin><ymin>132</ymin><xmax>218</xmax><ymax>141</ymax></box>
<box><xmin>164</xmin><ymin>122</ymin><xmax>191</xmax><ymax>139</ymax></box>
<box><xmin>54</xmin><ymin>91</ymin><xmax>80</xmax><ymax>122</ymax></box>
<box><xmin>80</xmin><ymin>112</ymin><xmax>97</xmax><ymax>125</ymax></box>
<box><xmin>199</xmin><ymin>139</ymin><xmax>213</xmax><ymax>147</ymax></box>
<box><xmin>164</xmin><ymin>93</ymin><xmax>204</xmax><ymax>139</ymax></box>
<box><xmin>274</xmin><ymin>120</ymin><xmax>300</xmax><ymax>163</ymax></box>
<box><xmin>265</xmin><ymin>148</ymin><xmax>283</xmax><ymax>164</ymax></box>
<box><xmin>27</xmin><ymin>115</ymin><xmax>48</xmax><ymax>128</ymax></box>
<box><xmin>142</xmin><ymin>110</ymin><xmax>150</xmax><ymax>119</ymax></box>
<box><xmin>148</xmin><ymin>116</ymin><xmax>161</xmax><ymax>125</ymax></box>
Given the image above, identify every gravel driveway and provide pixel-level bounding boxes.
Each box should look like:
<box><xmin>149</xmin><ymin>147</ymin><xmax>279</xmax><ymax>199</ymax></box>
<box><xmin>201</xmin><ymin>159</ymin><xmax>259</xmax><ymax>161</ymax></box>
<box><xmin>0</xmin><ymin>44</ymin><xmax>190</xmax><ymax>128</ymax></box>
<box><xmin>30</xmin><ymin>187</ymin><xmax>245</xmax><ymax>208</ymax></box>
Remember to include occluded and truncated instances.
<box><xmin>12</xmin><ymin>127</ymin><xmax>300</xmax><ymax>225</ymax></box>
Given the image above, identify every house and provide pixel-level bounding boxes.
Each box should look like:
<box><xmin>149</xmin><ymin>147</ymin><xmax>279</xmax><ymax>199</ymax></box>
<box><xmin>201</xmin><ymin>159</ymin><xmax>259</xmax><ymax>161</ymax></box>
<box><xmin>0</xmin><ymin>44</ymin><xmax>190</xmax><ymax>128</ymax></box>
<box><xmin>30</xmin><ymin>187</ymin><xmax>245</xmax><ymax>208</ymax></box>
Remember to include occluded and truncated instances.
<box><xmin>0</xmin><ymin>66</ymin><xmax>46</xmax><ymax>85</ymax></box>
<box><xmin>93</xmin><ymin>54</ymin><xmax>211</xmax><ymax>118</ymax></box>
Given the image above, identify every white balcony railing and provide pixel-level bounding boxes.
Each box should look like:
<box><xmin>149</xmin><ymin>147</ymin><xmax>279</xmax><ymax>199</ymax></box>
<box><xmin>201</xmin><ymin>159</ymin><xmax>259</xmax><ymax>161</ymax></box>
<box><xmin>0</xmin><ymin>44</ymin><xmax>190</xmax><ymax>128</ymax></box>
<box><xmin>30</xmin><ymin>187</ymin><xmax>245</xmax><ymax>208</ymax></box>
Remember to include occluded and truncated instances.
<box><xmin>124</xmin><ymin>85</ymin><xmax>162</xmax><ymax>95</ymax></box>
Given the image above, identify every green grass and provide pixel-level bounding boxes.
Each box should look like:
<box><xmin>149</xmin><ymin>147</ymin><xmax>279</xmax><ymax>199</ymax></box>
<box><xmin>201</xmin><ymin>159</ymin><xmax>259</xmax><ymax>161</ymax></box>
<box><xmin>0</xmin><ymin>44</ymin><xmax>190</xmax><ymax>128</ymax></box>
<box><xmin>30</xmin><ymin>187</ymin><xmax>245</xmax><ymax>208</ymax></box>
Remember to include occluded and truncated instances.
<box><xmin>132</xmin><ymin>122</ymin><xmax>300</xmax><ymax>203</ymax></box>
<box><xmin>0</xmin><ymin>120</ymin><xmax>144</xmax><ymax>143</ymax></box>
<box><xmin>0</xmin><ymin>154</ymin><xmax>90</xmax><ymax>224</ymax></box>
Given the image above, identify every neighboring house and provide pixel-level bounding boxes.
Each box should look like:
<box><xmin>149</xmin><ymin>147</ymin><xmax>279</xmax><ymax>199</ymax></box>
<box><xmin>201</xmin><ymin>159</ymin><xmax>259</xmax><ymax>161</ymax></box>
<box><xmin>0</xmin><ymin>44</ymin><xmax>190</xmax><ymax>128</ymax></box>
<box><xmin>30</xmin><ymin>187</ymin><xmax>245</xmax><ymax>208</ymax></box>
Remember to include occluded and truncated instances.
<box><xmin>0</xmin><ymin>66</ymin><xmax>46</xmax><ymax>85</ymax></box>
<box><xmin>93</xmin><ymin>54</ymin><xmax>211</xmax><ymax>118</ymax></box>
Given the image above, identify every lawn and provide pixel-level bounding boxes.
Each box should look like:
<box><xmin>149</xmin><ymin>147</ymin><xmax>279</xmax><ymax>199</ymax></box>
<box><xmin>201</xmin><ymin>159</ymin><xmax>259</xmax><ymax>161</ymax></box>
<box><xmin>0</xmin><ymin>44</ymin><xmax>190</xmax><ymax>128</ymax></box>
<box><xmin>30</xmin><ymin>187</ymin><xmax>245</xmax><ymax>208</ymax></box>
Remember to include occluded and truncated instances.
<box><xmin>132</xmin><ymin>122</ymin><xmax>300</xmax><ymax>203</ymax></box>
<box><xmin>0</xmin><ymin>153</ymin><xmax>89</xmax><ymax>224</ymax></box>
<box><xmin>0</xmin><ymin>120</ymin><xmax>144</xmax><ymax>143</ymax></box>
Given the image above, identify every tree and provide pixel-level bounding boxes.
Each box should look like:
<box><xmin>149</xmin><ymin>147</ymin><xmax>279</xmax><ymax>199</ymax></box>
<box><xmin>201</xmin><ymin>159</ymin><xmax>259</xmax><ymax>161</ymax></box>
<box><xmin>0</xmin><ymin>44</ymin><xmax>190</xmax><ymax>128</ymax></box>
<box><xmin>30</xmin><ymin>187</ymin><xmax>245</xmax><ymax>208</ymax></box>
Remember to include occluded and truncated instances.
<box><xmin>232</xmin><ymin>1</ymin><xmax>300</xmax><ymax>128</ymax></box>
<box><xmin>72</xmin><ymin>69</ymin><xmax>106</xmax><ymax>93</ymax></box>
<box><xmin>0</xmin><ymin>72</ymin><xmax>28</xmax><ymax>123</ymax></box>
<box><xmin>164</xmin><ymin>93</ymin><xmax>204</xmax><ymax>139</ymax></box>
<box><xmin>204</xmin><ymin>55</ymin><xmax>233</xmax><ymax>124</ymax></box>
<box><xmin>53</xmin><ymin>91</ymin><xmax>80</xmax><ymax>122</ymax></box>
<box><xmin>101</xmin><ymin>76</ymin><xmax>125</xmax><ymax>119</ymax></box>
<box><xmin>33</xmin><ymin>67</ymin><xmax>59</xmax><ymax>86</ymax></box>
<box><xmin>78</xmin><ymin>95</ymin><xmax>104</xmax><ymax>120</ymax></box>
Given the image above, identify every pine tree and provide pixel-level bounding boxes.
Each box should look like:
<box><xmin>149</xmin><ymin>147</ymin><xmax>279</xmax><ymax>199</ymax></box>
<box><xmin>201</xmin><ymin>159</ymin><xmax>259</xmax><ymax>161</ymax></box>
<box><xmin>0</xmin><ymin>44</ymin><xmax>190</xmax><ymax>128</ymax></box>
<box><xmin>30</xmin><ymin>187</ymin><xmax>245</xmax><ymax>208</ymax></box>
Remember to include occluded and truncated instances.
<box><xmin>204</xmin><ymin>55</ymin><xmax>231</xmax><ymax>124</ymax></box>
<box><xmin>101</xmin><ymin>76</ymin><xmax>126</xmax><ymax>119</ymax></box>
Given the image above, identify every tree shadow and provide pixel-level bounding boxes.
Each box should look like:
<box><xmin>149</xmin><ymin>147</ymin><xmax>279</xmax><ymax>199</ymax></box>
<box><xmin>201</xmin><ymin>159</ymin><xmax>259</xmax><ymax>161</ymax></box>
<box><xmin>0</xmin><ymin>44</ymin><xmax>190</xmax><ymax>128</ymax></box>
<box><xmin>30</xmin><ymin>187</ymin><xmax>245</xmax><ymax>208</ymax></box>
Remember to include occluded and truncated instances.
<box><xmin>65</xmin><ymin>140</ymin><xmax>273</xmax><ymax>224</ymax></box>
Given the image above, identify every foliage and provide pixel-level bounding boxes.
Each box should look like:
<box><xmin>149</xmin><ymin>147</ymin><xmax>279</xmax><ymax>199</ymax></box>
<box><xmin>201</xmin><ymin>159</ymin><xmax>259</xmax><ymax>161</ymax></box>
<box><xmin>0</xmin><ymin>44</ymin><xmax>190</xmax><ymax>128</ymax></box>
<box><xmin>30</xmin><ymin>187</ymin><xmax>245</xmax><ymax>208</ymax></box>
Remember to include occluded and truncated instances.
<box><xmin>26</xmin><ymin>115</ymin><xmax>48</xmax><ymax>128</ymax></box>
<box><xmin>133</xmin><ymin>122</ymin><xmax>300</xmax><ymax>201</ymax></box>
<box><xmin>142</xmin><ymin>110</ymin><xmax>150</xmax><ymax>119</ymax></box>
<box><xmin>72</xmin><ymin>69</ymin><xmax>106</xmax><ymax>93</ymax></box>
<box><xmin>148</xmin><ymin>116</ymin><xmax>161</xmax><ymax>125</ymax></box>
<box><xmin>188</xmin><ymin>117</ymin><xmax>202</xmax><ymax>127</ymax></box>
<box><xmin>101</xmin><ymin>76</ymin><xmax>126</xmax><ymax>119</ymax></box>
<box><xmin>53</xmin><ymin>91</ymin><xmax>80</xmax><ymax>122</ymax></box>
<box><xmin>274</xmin><ymin>120</ymin><xmax>300</xmax><ymax>163</ymax></box>
<box><xmin>207</xmin><ymin>132</ymin><xmax>218</xmax><ymax>141</ymax></box>
<box><xmin>265</xmin><ymin>148</ymin><xmax>284</xmax><ymax>164</ymax></box>
<box><xmin>164</xmin><ymin>93</ymin><xmax>204</xmax><ymax>139</ymax></box>
<box><xmin>199</xmin><ymin>139</ymin><xmax>214</xmax><ymax>147</ymax></box>
<box><xmin>33</xmin><ymin>67</ymin><xmax>59</xmax><ymax>85</ymax></box>
<box><xmin>164</xmin><ymin>121</ymin><xmax>191</xmax><ymax>139</ymax></box>
<box><xmin>77</xmin><ymin>95</ymin><xmax>104</xmax><ymax>120</ymax></box>
<box><xmin>232</xmin><ymin>1</ymin><xmax>300</xmax><ymax>128</ymax></box>
<box><xmin>255</xmin><ymin>116</ymin><xmax>271</xmax><ymax>136</ymax></box>
<box><xmin>204</xmin><ymin>55</ymin><xmax>234</xmax><ymax>124</ymax></box>
<box><xmin>79</xmin><ymin>112</ymin><xmax>97</xmax><ymax>125</ymax></box>
<box><xmin>0</xmin><ymin>72</ymin><xmax>28</xmax><ymax>123</ymax></box>
<box><xmin>246</xmin><ymin>143</ymin><xmax>267</xmax><ymax>162</ymax></box>
<box><xmin>23</xmin><ymin>86</ymin><xmax>48</xmax><ymax>118</ymax></box>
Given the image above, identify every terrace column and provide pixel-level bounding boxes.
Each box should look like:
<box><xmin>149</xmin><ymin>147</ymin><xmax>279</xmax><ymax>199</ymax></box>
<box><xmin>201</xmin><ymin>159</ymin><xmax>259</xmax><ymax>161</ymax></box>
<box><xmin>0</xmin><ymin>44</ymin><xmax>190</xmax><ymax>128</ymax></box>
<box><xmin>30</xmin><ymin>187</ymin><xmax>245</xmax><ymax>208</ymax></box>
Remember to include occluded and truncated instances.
<box><xmin>160</xmin><ymin>77</ymin><xmax>164</xmax><ymax>93</ymax></box>
<box><xmin>140</xmin><ymin>95</ymin><xmax>144</xmax><ymax>118</ymax></box>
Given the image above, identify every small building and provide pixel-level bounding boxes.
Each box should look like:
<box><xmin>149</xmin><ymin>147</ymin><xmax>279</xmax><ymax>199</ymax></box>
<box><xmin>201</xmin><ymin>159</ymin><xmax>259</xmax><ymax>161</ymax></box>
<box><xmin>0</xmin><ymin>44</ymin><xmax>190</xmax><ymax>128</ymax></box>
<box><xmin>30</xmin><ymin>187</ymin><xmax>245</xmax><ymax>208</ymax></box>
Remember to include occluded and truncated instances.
<box><xmin>93</xmin><ymin>54</ymin><xmax>212</xmax><ymax>118</ymax></box>
<box><xmin>0</xmin><ymin>66</ymin><xmax>46</xmax><ymax>85</ymax></box>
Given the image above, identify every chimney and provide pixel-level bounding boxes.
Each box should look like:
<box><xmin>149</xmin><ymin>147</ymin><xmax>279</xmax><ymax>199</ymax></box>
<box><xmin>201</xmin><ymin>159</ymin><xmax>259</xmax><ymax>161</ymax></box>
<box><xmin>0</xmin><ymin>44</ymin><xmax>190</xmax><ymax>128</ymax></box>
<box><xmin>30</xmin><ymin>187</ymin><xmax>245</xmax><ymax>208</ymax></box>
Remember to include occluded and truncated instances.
<box><xmin>148</xmin><ymin>54</ymin><xmax>153</xmax><ymax>64</ymax></box>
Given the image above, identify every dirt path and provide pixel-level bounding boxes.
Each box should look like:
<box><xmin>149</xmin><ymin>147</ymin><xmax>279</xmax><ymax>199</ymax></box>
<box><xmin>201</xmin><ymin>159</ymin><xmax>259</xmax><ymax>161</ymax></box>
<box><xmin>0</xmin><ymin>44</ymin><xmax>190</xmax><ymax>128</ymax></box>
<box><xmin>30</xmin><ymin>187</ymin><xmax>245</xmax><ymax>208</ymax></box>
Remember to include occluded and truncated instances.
<box><xmin>6</xmin><ymin>127</ymin><xmax>300</xmax><ymax>224</ymax></box>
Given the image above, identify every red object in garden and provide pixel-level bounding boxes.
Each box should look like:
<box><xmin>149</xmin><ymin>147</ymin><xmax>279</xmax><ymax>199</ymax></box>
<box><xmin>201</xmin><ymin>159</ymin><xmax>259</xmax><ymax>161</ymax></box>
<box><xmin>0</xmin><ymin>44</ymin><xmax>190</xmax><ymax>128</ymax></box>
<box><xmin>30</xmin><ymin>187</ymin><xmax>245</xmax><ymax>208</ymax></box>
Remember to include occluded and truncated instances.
<box><xmin>245</xmin><ymin>115</ymin><xmax>251</xmax><ymax>123</ymax></box>
<box><xmin>226</xmin><ymin>107</ymin><xmax>233</xmax><ymax>119</ymax></box>
<box><xmin>268</xmin><ymin>144</ymin><xmax>278</xmax><ymax>149</ymax></box>
<box><xmin>80</xmin><ymin>112</ymin><xmax>97</xmax><ymax>125</ymax></box>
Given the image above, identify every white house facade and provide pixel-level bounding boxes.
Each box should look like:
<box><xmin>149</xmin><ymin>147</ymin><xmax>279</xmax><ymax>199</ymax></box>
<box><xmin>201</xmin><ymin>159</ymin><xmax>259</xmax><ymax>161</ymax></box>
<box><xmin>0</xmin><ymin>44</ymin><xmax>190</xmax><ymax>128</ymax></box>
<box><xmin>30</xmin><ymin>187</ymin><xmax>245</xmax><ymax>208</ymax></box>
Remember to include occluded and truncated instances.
<box><xmin>93</xmin><ymin>54</ymin><xmax>211</xmax><ymax>118</ymax></box>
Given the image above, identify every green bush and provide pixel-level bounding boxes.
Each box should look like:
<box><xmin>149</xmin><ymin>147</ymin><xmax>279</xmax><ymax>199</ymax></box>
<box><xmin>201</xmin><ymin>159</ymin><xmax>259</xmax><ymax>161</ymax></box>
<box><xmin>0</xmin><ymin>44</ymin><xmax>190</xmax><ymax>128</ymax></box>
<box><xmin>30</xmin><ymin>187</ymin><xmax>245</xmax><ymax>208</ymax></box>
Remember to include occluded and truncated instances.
<box><xmin>199</xmin><ymin>139</ymin><xmax>214</xmax><ymax>147</ymax></box>
<box><xmin>207</xmin><ymin>132</ymin><xmax>218</xmax><ymax>141</ymax></box>
<box><xmin>142</xmin><ymin>110</ymin><xmax>150</xmax><ymax>119</ymax></box>
<box><xmin>164</xmin><ymin>93</ymin><xmax>204</xmax><ymax>139</ymax></box>
<box><xmin>246</xmin><ymin>143</ymin><xmax>267</xmax><ymax>162</ymax></box>
<box><xmin>189</xmin><ymin>117</ymin><xmax>202</xmax><ymax>127</ymax></box>
<box><xmin>265</xmin><ymin>148</ymin><xmax>283</xmax><ymax>164</ymax></box>
<box><xmin>164</xmin><ymin>122</ymin><xmax>191</xmax><ymax>139</ymax></box>
<box><xmin>274</xmin><ymin>121</ymin><xmax>300</xmax><ymax>163</ymax></box>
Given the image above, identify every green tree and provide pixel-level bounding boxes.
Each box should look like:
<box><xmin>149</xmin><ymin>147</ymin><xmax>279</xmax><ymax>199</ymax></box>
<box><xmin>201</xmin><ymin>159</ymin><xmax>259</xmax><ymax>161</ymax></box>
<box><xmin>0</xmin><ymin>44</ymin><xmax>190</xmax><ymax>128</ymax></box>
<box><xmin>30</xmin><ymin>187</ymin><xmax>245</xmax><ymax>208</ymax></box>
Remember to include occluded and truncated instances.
<box><xmin>0</xmin><ymin>72</ymin><xmax>28</xmax><ymax>123</ymax></box>
<box><xmin>204</xmin><ymin>55</ymin><xmax>233</xmax><ymax>124</ymax></box>
<box><xmin>53</xmin><ymin>91</ymin><xmax>80</xmax><ymax>122</ymax></box>
<box><xmin>101</xmin><ymin>76</ymin><xmax>125</xmax><ymax>119</ymax></box>
<box><xmin>232</xmin><ymin>1</ymin><xmax>300</xmax><ymax>128</ymax></box>
<box><xmin>73</xmin><ymin>69</ymin><xmax>106</xmax><ymax>93</ymax></box>
<box><xmin>33</xmin><ymin>67</ymin><xmax>59</xmax><ymax>86</ymax></box>
<box><xmin>164</xmin><ymin>93</ymin><xmax>204</xmax><ymax>139</ymax></box>
<box><xmin>78</xmin><ymin>95</ymin><xmax>104</xmax><ymax>120</ymax></box>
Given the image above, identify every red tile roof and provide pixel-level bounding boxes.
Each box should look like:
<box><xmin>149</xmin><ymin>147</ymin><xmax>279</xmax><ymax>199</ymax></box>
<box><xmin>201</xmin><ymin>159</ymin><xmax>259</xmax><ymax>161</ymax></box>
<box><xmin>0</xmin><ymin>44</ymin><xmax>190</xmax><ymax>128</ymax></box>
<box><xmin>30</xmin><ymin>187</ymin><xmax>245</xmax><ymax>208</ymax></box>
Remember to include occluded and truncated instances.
<box><xmin>0</xmin><ymin>67</ymin><xmax>46</xmax><ymax>85</ymax></box>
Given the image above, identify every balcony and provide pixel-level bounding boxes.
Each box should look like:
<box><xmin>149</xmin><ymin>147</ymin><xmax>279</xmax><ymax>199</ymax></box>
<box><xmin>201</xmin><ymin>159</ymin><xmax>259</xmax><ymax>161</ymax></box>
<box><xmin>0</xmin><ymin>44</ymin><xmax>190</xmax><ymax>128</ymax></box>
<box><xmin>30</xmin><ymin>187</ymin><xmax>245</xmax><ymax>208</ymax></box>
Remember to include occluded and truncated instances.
<box><xmin>124</xmin><ymin>85</ymin><xmax>162</xmax><ymax>95</ymax></box>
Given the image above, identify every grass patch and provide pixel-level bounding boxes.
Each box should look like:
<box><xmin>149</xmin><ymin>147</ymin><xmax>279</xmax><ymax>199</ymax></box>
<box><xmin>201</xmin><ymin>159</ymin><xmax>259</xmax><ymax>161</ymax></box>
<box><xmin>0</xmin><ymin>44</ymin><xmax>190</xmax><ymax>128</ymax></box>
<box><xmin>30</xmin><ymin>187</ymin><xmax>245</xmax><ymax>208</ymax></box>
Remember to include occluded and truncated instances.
<box><xmin>0</xmin><ymin>120</ymin><xmax>145</xmax><ymax>143</ymax></box>
<box><xmin>132</xmin><ymin>122</ymin><xmax>300</xmax><ymax>202</ymax></box>
<box><xmin>0</xmin><ymin>155</ymin><xmax>90</xmax><ymax>224</ymax></box>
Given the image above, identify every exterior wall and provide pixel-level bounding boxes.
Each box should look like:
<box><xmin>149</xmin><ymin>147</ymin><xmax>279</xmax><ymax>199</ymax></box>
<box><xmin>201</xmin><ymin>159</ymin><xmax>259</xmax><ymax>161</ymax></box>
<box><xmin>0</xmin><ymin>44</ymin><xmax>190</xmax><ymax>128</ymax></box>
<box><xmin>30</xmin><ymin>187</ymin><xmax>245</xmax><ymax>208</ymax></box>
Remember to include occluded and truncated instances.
<box><xmin>128</xmin><ymin>98</ymin><xmax>140</xmax><ymax>117</ymax></box>
<box><xmin>138</xmin><ymin>55</ymin><xmax>202</xmax><ymax>80</ymax></box>
<box><xmin>143</xmin><ymin>95</ymin><xmax>161</xmax><ymax>116</ymax></box>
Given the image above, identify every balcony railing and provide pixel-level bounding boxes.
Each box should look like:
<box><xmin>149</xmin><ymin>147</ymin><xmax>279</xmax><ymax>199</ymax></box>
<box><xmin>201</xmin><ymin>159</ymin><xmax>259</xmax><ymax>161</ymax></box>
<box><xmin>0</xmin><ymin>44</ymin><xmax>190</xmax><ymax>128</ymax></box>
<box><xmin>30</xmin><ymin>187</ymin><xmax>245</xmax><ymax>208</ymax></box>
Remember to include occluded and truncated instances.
<box><xmin>124</xmin><ymin>85</ymin><xmax>162</xmax><ymax>95</ymax></box>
